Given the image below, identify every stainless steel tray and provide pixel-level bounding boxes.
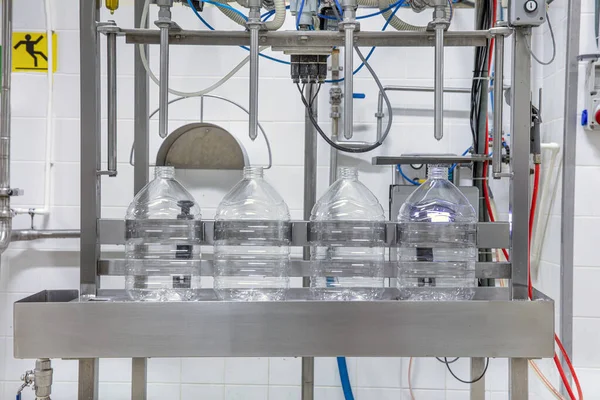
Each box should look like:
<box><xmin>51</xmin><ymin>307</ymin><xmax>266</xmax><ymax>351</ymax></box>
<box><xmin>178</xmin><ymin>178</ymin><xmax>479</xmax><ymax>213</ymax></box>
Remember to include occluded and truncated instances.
<box><xmin>14</xmin><ymin>288</ymin><xmax>554</xmax><ymax>359</ymax></box>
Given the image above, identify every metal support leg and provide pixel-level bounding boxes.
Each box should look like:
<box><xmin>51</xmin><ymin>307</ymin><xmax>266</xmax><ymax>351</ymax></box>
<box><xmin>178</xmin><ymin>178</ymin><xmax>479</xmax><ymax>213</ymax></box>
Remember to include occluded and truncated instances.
<box><xmin>132</xmin><ymin>358</ymin><xmax>148</xmax><ymax>400</ymax></box>
<box><xmin>470</xmin><ymin>358</ymin><xmax>485</xmax><ymax>400</ymax></box>
<box><xmin>560</xmin><ymin>0</ymin><xmax>581</xmax><ymax>390</ymax></box>
<box><xmin>78</xmin><ymin>359</ymin><xmax>99</xmax><ymax>400</ymax></box>
<box><xmin>302</xmin><ymin>83</ymin><xmax>318</xmax><ymax>400</ymax></box>
<box><xmin>510</xmin><ymin>358</ymin><xmax>528</xmax><ymax>400</ymax></box>
<box><xmin>134</xmin><ymin>0</ymin><xmax>150</xmax><ymax>193</ymax></box>
<box><xmin>509</xmin><ymin>27</ymin><xmax>532</xmax><ymax>399</ymax></box>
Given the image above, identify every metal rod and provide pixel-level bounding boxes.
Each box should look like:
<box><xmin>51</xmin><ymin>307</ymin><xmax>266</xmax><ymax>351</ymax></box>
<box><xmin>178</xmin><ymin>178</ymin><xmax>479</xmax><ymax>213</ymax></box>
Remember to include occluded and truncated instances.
<box><xmin>134</xmin><ymin>0</ymin><xmax>150</xmax><ymax>193</ymax></box>
<box><xmin>434</xmin><ymin>26</ymin><xmax>444</xmax><ymax>141</ymax></box>
<box><xmin>158</xmin><ymin>26</ymin><xmax>170</xmax><ymax>138</ymax></box>
<box><xmin>508</xmin><ymin>27</ymin><xmax>532</xmax><ymax>399</ymax></box>
<box><xmin>302</xmin><ymin>83</ymin><xmax>318</xmax><ymax>400</ymax></box>
<box><xmin>79</xmin><ymin>0</ymin><xmax>101</xmax><ymax>298</ymax></box>
<box><xmin>107</xmin><ymin>32</ymin><xmax>118</xmax><ymax>175</ymax></box>
<box><xmin>0</xmin><ymin>0</ymin><xmax>13</xmax><ymax>254</ymax></box>
<box><xmin>560</xmin><ymin>0</ymin><xmax>581</xmax><ymax>389</ymax></box>
<box><xmin>11</xmin><ymin>230</ymin><xmax>80</xmax><ymax>241</ymax></box>
<box><xmin>492</xmin><ymin>33</ymin><xmax>504</xmax><ymax>177</ymax></box>
<box><xmin>343</xmin><ymin>26</ymin><xmax>354</xmax><ymax>139</ymax></box>
<box><xmin>249</xmin><ymin>25</ymin><xmax>260</xmax><ymax>141</ymax></box>
<box><xmin>131</xmin><ymin>358</ymin><xmax>148</xmax><ymax>400</ymax></box>
<box><xmin>509</xmin><ymin>27</ymin><xmax>531</xmax><ymax>300</ymax></box>
<box><xmin>124</xmin><ymin>29</ymin><xmax>494</xmax><ymax>47</ymax></box>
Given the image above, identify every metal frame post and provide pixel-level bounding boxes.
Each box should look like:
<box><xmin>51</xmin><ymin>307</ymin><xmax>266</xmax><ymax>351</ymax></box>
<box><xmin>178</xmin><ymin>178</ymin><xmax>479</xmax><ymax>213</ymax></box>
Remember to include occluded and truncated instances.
<box><xmin>80</xmin><ymin>0</ymin><xmax>102</xmax><ymax>397</ymax></box>
<box><xmin>302</xmin><ymin>83</ymin><xmax>318</xmax><ymax>400</ymax></box>
<box><xmin>560</xmin><ymin>0</ymin><xmax>581</xmax><ymax>391</ymax></box>
<box><xmin>132</xmin><ymin>358</ymin><xmax>148</xmax><ymax>400</ymax></box>
<box><xmin>509</xmin><ymin>27</ymin><xmax>533</xmax><ymax>399</ymax></box>
<box><xmin>78</xmin><ymin>359</ymin><xmax>99</xmax><ymax>400</ymax></box>
<box><xmin>134</xmin><ymin>0</ymin><xmax>150</xmax><ymax>192</ymax></box>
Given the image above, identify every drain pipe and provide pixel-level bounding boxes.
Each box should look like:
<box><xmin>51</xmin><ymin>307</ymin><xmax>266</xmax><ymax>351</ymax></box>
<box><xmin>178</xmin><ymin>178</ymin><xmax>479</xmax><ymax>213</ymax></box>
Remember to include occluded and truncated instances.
<box><xmin>0</xmin><ymin>0</ymin><xmax>15</xmax><ymax>255</ymax></box>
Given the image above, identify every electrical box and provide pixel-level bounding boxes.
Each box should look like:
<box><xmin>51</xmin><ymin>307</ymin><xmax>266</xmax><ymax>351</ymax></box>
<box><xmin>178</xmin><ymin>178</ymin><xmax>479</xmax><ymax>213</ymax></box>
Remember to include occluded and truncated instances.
<box><xmin>507</xmin><ymin>0</ymin><xmax>546</xmax><ymax>27</ymax></box>
<box><xmin>582</xmin><ymin>60</ymin><xmax>600</xmax><ymax>132</ymax></box>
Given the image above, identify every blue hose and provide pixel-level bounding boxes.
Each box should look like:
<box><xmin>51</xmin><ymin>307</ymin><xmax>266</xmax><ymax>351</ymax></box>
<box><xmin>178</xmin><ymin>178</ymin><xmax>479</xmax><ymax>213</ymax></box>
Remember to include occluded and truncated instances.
<box><xmin>337</xmin><ymin>357</ymin><xmax>355</xmax><ymax>400</ymax></box>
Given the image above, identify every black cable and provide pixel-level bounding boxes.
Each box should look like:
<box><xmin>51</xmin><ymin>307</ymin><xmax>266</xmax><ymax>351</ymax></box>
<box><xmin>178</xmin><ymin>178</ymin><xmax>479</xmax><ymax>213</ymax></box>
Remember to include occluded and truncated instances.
<box><xmin>298</xmin><ymin>83</ymin><xmax>380</xmax><ymax>153</ymax></box>
<box><xmin>436</xmin><ymin>357</ymin><xmax>459</xmax><ymax>364</ymax></box>
<box><xmin>296</xmin><ymin>46</ymin><xmax>394</xmax><ymax>154</ymax></box>
<box><xmin>444</xmin><ymin>357</ymin><xmax>490</xmax><ymax>384</ymax></box>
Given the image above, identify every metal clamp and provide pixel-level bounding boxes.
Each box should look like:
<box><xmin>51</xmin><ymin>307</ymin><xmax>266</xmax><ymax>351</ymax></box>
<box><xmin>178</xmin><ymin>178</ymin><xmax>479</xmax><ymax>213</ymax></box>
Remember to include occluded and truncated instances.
<box><xmin>0</xmin><ymin>187</ymin><xmax>23</xmax><ymax>196</ymax></box>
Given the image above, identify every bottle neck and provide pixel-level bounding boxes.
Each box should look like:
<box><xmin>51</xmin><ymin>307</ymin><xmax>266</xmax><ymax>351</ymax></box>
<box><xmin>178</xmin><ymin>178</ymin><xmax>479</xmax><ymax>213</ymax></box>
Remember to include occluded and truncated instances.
<box><xmin>428</xmin><ymin>165</ymin><xmax>448</xmax><ymax>180</ymax></box>
<box><xmin>243</xmin><ymin>166</ymin><xmax>264</xmax><ymax>179</ymax></box>
<box><xmin>339</xmin><ymin>167</ymin><xmax>358</xmax><ymax>180</ymax></box>
<box><xmin>155</xmin><ymin>166</ymin><xmax>175</xmax><ymax>179</ymax></box>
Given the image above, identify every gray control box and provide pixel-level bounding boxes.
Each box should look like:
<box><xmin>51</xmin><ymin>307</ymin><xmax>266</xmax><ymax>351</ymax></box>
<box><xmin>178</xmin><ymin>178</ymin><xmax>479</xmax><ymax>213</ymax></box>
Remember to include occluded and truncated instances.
<box><xmin>508</xmin><ymin>0</ymin><xmax>546</xmax><ymax>26</ymax></box>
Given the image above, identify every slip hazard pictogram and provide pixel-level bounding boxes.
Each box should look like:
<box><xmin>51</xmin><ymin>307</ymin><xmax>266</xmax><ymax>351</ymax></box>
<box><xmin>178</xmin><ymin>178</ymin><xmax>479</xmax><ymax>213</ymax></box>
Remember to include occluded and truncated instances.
<box><xmin>12</xmin><ymin>32</ymin><xmax>57</xmax><ymax>73</ymax></box>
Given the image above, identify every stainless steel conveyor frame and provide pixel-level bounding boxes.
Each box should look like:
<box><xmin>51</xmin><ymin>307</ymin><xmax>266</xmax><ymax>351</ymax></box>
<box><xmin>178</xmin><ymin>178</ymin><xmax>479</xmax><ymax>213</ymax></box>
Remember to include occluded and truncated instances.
<box><xmin>8</xmin><ymin>0</ymin><xmax>573</xmax><ymax>399</ymax></box>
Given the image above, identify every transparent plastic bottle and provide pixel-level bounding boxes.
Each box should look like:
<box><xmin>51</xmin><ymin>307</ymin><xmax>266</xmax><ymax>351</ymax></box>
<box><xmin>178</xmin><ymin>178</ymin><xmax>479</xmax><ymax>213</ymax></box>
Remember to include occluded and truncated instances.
<box><xmin>310</xmin><ymin>167</ymin><xmax>386</xmax><ymax>301</ymax></box>
<box><xmin>125</xmin><ymin>166</ymin><xmax>202</xmax><ymax>301</ymax></box>
<box><xmin>397</xmin><ymin>164</ymin><xmax>477</xmax><ymax>301</ymax></box>
<box><xmin>214</xmin><ymin>166</ymin><xmax>291</xmax><ymax>301</ymax></box>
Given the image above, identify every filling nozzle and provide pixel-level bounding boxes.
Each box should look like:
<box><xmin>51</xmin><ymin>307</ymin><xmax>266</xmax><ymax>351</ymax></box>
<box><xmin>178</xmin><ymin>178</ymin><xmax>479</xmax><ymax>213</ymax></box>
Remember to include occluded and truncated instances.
<box><xmin>247</xmin><ymin>0</ymin><xmax>263</xmax><ymax>141</ymax></box>
<box><xmin>431</xmin><ymin>4</ymin><xmax>448</xmax><ymax>142</ymax></box>
<box><xmin>155</xmin><ymin>0</ymin><xmax>175</xmax><ymax>139</ymax></box>
<box><xmin>340</xmin><ymin>0</ymin><xmax>358</xmax><ymax>140</ymax></box>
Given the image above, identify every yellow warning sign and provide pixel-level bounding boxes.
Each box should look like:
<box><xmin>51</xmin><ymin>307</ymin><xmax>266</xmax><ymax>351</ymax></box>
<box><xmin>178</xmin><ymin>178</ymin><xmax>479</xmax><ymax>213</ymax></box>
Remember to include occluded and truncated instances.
<box><xmin>12</xmin><ymin>32</ymin><xmax>57</xmax><ymax>73</ymax></box>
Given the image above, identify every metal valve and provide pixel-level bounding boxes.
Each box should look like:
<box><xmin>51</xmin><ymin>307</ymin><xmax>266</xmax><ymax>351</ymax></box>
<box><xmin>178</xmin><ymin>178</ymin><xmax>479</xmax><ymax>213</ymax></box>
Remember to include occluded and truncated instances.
<box><xmin>17</xmin><ymin>359</ymin><xmax>53</xmax><ymax>400</ymax></box>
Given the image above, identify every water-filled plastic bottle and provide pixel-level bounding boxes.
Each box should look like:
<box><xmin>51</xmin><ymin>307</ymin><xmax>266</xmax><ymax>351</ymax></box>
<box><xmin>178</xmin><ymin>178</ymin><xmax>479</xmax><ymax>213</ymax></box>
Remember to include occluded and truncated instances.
<box><xmin>125</xmin><ymin>166</ymin><xmax>202</xmax><ymax>301</ymax></box>
<box><xmin>310</xmin><ymin>167</ymin><xmax>386</xmax><ymax>301</ymax></box>
<box><xmin>397</xmin><ymin>164</ymin><xmax>477</xmax><ymax>300</ymax></box>
<box><xmin>214</xmin><ymin>166</ymin><xmax>291</xmax><ymax>301</ymax></box>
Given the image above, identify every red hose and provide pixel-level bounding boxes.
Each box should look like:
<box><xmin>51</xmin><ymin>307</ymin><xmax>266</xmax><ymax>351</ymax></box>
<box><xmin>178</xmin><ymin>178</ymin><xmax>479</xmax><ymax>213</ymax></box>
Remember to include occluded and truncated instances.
<box><xmin>481</xmin><ymin>11</ymin><xmax>582</xmax><ymax>393</ymax></box>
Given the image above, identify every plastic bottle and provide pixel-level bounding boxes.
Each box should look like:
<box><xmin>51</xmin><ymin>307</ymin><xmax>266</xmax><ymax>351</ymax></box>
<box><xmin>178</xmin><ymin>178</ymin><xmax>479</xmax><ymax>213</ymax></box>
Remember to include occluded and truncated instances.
<box><xmin>125</xmin><ymin>166</ymin><xmax>202</xmax><ymax>301</ymax></box>
<box><xmin>214</xmin><ymin>166</ymin><xmax>291</xmax><ymax>301</ymax></box>
<box><xmin>310</xmin><ymin>167</ymin><xmax>386</xmax><ymax>301</ymax></box>
<box><xmin>397</xmin><ymin>164</ymin><xmax>477</xmax><ymax>300</ymax></box>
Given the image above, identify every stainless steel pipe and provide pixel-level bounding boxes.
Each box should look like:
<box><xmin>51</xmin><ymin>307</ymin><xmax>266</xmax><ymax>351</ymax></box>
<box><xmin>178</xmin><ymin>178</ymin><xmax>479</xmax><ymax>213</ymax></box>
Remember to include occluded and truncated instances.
<box><xmin>158</xmin><ymin>25</ymin><xmax>170</xmax><ymax>138</ymax></box>
<box><xmin>434</xmin><ymin>25</ymin><xmax>445</xmax><ymax>141</ymax></box>
<box><xmin>343</xmin><ymin>25</ymin><xmax>354</xmax><ymax>140</ymax></box>
<box><xmin>248</xmin><ymin>25</ymin><xmax>260</xmax><ymax>141</ymax></box>
<box><xmin>0</xmin><ymin>0</ymin><xmax>13</xmax><ymax>254</ymax></box>
<box><xmin>107</xmin><ymin>32</ymin><xmax>118</xmax><ymax>174</ymax></box>
<box><xmin>11</xmin><ymin>230</ymin><xmax>81</xmax><ymax>242</ymax></box>
<box><xmin>492</xmin><ymin>33</ymin><xmax>505</xmax><ymax>177</ymax></box>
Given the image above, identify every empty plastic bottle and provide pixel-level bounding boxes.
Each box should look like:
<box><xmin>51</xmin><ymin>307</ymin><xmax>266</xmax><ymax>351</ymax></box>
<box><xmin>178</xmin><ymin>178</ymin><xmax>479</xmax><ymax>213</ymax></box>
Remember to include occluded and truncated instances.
<box><xmin>125</xmin><ymin>166</ymin><xmax>202</xmax><ymax>301</ymax></box>
<box><xmin>310</xmin><ymin>167</ymin><xmax>386</xmax><ymax>301</ymax></box>
<box><xmin>214</xmin><ymin>166</ymin><xmax>291</xmax><ymax>301</ymax></box>
<box><xmin>397</xmin><ymin>164</ymin><xmax>477</xmax><ymax>300</ymax></box>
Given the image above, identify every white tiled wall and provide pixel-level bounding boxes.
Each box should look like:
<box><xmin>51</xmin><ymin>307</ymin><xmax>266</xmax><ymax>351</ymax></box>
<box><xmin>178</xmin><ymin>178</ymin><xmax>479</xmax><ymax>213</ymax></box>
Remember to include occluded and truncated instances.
<box><xmin>0</xmin><ymin>0</ymin><xmax>589</xmax><ymax>398</ymax></box>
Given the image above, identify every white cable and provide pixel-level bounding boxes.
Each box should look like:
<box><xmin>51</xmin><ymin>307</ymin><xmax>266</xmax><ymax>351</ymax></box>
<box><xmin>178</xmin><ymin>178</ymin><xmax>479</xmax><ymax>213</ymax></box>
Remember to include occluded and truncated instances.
<box><xmin>140</xmin><ymin>0</ymin><xmax>266</xmax><ymax>97</ymax></box>
<box><xmin>14</xmin><ymin>0</ymin><xmax>53</xmax><ymax>216</ymax></box>
<box><xmin>526</xmin><ymin>11</ymin><xmax>556</xmax><ymax>66</ymax></box>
